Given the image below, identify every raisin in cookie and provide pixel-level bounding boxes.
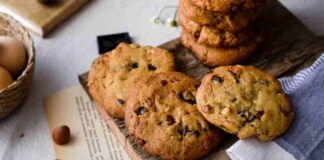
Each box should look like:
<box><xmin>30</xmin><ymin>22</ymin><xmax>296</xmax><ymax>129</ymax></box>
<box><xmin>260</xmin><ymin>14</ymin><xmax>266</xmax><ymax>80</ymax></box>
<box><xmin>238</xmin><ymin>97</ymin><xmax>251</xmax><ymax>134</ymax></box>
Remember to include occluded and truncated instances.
<box><xmin>180</xmin><ymin>30</ymin><xmax>264</xmax><ymax>67</ymax></box>
<box><xmin>125</xmin><ymin>72</ymin><xmax>223</xmax><ymax>159</ymax></box>
<box><xmin>197</xmin><ymin>66</ymin><xmax>294</xmax><ymax>141</ymax></box>
<box><xmin>190</xmin><ymin>0</ymin><xmax>266</xmax><ymax>14</ymax></box>
<box><xmin>88</xmin><ymin>43</ymin><xmax>175</xmax><ymax>119</ymax></box>
<box><xmin>178</xmin><ymin>11</ymin><xmax>259</xmax><ymax>47</ymax></box>
<box><xmin>179</xmin><ymin>0</ymin><xmax>261</xmax><ymax>31</ymax></box>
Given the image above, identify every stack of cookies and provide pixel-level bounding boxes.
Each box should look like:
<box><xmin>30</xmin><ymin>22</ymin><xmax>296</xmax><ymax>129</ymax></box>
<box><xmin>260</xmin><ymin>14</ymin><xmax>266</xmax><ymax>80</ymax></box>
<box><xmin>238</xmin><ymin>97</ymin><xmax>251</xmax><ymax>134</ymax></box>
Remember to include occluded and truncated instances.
<box><xmin>179</xmin><ymin>0</ymin><xmax>266</xmax><ymax>67</ymax></box>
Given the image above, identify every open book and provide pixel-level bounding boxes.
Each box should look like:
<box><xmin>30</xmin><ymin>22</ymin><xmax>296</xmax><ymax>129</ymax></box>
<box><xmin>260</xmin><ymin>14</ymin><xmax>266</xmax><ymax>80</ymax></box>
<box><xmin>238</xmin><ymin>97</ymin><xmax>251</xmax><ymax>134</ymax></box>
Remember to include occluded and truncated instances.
<box><xmin>0</xmin><ymin>0</ymin><xmax>89</xmax><ymax>37</ymax></box>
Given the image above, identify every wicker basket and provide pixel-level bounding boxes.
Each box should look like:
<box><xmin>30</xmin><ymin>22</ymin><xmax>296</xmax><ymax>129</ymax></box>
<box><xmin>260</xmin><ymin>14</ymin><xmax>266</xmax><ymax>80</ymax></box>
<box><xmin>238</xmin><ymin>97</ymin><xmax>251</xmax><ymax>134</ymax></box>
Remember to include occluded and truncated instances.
<box><xmin>0</xmin><ymin>13</ymin><xmax>35</xmax><ymax>119</ymax></box>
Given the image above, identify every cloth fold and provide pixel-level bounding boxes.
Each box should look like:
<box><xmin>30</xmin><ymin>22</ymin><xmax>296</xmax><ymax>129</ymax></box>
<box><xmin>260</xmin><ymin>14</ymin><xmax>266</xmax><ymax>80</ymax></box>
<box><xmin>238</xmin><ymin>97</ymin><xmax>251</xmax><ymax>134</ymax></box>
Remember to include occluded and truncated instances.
<box><xmin>227</xmin><ymin>53</ymin><xmax>324</xmax><ymax>160</ymax></box>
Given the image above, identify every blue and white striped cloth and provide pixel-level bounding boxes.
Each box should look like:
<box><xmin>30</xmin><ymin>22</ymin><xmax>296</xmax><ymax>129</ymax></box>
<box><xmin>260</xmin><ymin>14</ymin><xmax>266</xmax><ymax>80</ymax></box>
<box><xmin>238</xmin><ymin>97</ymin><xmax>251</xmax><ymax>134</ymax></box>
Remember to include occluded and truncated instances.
<box><xmin>228</xmin><ymin>53</ymin><xmax>324</xmax><ymax>160</ymax></box>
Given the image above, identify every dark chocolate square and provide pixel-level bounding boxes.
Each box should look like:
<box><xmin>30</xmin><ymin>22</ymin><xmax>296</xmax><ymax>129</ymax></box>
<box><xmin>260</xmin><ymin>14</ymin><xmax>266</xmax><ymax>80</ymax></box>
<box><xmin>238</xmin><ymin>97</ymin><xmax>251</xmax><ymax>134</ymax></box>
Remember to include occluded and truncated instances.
<box><xmin>97</xmin><ymin>32</ymin><xmax>131</xmax><ymax>54</ymax></box>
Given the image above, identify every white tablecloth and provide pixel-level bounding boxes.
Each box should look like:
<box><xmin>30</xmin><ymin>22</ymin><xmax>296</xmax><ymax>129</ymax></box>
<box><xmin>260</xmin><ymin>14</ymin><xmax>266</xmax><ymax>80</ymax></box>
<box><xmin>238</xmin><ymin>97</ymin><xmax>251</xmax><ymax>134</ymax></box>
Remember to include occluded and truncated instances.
<box><xmin>0</xmin><ymin>0</ymin><xmax>323</xmax><ymax>159</ymax></box>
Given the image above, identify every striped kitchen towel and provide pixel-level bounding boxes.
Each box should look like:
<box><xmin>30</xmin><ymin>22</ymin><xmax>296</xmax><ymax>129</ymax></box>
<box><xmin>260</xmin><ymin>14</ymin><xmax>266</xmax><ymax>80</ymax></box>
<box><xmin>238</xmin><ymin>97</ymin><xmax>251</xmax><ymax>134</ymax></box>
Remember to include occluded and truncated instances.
<box><xmin>227</xmin><ymin>53</ymin><xmax>324</xmax><ymax>160</ymax></box>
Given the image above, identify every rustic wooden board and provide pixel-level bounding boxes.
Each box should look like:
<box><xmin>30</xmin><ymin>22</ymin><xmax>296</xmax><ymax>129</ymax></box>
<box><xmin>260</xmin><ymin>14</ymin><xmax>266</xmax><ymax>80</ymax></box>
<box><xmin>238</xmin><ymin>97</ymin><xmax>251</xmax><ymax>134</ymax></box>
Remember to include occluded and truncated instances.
<box><xmin>78</xmin><ymin>0</ymin><xmax>324</xmax><ymax>159</ymax></box>
<box><xmin>0</xmin><ymin>0</ymin><xmax>90</xmax><ymax>37</ymax></box>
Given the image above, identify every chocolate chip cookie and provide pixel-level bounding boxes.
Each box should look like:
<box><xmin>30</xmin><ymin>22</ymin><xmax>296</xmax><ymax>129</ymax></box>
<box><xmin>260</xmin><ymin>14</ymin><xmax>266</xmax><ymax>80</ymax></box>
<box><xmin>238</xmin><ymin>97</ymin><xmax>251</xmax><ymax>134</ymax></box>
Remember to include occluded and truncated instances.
<box><xmin>179</xmin><ymin>0</ymin><xmax>261</xmax><ymax>31</ymax></box>
<box><xmin>180</xmin><ymin>30</ymin><xmax>264</xmax><ymax>67</ymax></box>
<box><xmin>88</xmin><ymin>43</ymin><xmax>175</xmax><ymax>119</ymax></box>
<box><xmin>190</xmin><ymin>0</ymin><xmax>266</xmax><ymax>14</ymax></box>
<box><xmin>178</xmin><ymin>11</ymin><xmax>259</xmax><ymax>47</ymax></box>
<box><xmin>125</xmin><ymin>72</ymin><xmax>223</xmax><ymax>159</ymax></box>
<box><xmin>196</xmin><ymin>66</ymin><xmax>294</xmax><ymax>141</ymax></box>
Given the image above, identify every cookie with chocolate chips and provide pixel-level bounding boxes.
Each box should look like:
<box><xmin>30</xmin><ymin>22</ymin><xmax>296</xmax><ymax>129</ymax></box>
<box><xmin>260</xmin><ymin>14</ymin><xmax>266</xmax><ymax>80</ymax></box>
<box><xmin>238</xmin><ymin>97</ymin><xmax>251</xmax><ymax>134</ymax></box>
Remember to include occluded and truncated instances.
<box><xmin>190</xmin><ymin>0</ymin><xmax>266</xmax><ymax>14</ymax></box>
<box><xmin>88</xmin><ymin>43</ymin><xmax>175</xmax><ymax>119</ymax></box>
<box><xmin>179</xmin><ymin>0</ymin><xmax>261</xmax><ymax>32</ymax></box>
<box><xmin>178</xmin><ymin>11</ymin><xmax>260</xmax><ymax>47</ymax></box>
<box><xmin>180</xmin><ymin>30</ymin><xmax>264</xmax><ymax>67</ymax></box>
<box><xmin>197</xmin><ymin>66</ymin><xmax>294</xmax><ymax>141</ymax></box>
<box><xmin>125</xmin><ymin>72</ymin><xmax>223</xmax><ymax>159</ymax></box>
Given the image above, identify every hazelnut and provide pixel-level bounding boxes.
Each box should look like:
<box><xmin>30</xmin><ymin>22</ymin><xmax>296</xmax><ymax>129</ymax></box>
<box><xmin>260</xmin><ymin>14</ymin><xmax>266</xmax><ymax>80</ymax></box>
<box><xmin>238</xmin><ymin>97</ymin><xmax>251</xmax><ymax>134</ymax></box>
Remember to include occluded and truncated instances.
<box><xmin>52</xmin><ymin>125</ymin><xmax>71</xmax><ymax>145</ymax></box>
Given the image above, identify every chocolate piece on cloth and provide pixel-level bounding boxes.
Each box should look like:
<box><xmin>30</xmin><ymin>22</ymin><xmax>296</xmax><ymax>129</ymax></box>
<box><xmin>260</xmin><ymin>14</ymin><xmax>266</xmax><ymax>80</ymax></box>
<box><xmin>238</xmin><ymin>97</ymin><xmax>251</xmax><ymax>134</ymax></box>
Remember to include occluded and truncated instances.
<box><xmin>97</xmin><ymin>32</ymin><xmax>131</xmax><ymax>54</ymax></box>
<box><xmin>227</xmin><ymin>53</ymin><xmax>324</xmax><ymax>160</ymax></box>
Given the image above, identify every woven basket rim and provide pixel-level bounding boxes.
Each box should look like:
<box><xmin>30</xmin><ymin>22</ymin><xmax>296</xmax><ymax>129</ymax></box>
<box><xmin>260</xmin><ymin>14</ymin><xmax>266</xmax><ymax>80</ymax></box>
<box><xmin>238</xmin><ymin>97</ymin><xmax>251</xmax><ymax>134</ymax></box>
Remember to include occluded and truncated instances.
<box><xmin>0</xmin><ymin>12</ymin><xmax>35</xmax><ymax>93</ymax></box>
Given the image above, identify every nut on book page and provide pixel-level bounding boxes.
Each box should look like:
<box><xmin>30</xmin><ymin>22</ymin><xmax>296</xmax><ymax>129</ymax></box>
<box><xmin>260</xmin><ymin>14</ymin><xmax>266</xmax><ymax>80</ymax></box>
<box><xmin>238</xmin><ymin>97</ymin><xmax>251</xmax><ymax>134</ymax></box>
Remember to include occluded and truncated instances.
<box><xmin>43</xmin><ymin>86</ymin><xmax>129</xmax><ymax>160</ymax></box>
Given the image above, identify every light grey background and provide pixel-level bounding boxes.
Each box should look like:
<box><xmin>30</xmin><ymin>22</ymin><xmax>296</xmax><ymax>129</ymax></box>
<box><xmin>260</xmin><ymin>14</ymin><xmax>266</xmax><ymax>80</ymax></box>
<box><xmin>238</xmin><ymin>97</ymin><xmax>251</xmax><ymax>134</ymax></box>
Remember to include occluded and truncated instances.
<box><xmin>0</xmin><ymin>0</ymin><xmax>323</xmax><ymax>159</ymax></box>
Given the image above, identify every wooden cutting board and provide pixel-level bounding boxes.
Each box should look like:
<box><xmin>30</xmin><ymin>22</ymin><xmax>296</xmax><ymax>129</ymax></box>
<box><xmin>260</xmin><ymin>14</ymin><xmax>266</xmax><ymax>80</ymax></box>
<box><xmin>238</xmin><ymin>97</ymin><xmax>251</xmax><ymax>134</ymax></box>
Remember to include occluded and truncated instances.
<box><xmin>78</xmin><ymin>0</ymin><xmax>324</xmax><ymax>159</ymax></box>
<box><xmin>0</xmin><ymin>0</ymin><xmax>90</xmax><ymax>37</ymax></box>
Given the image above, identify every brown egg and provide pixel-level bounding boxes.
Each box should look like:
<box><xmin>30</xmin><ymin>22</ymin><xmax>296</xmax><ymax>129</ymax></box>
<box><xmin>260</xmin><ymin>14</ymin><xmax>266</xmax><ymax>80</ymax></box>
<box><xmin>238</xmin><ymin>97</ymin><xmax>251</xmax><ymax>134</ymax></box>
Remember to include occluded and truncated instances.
<box><xmin>0</xmin><ymin>36</ymin><xmax>27</xmax><ymax>76</ymax></box>
<box><xmin>52</xmin><ymin>125</ymin><xmax>71</xmax><ymax>145</ymax></box>
<box><xmin>0</xmin><ymin>66</ymin><xmax>13</xmax><ymax>91</ymax></box>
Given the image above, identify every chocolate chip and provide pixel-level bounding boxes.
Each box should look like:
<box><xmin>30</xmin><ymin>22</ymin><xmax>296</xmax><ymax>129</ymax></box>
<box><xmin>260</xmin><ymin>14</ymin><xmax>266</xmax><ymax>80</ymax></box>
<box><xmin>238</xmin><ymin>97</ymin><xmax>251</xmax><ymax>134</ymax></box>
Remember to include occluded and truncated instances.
<box><xmin>148</xmin><ymin>64</ymin><xmax>157</xmax><ymax>71</ymax></box>
<box><xmin>178</xmin><ymin>91</ymin><xmax>196</xmax><ymax>105</ymax></box>
<box><xmin>165</xmin><ymin>115</ymin><xmax>175</xmax><ymax>125</ymax></box>
<box><xmin>186</xmin><ymin>99</ymin><xmax>196</xmax><ymax>105</ymax></box>
<box><xmin>257</xmin><ymin>111</ymin><xmax>264</xmax><ymax>119</ymax></box>
<box><xmin>157</xmin><ymin>122</ymin><xmax>162</xmax><ymax>126</ymax></box>
<box><xmin>178</xmin><ymin>92</ymin><xmax>185</xmax><ymax>100</ymax></box>
<box><xmin>212</xmin><ymin>75</ymin><xmax>223</xmax><ymax>83</ymax></box>
<box><xmin>161</xmin><ymin>80</ymin><xmax>168</xmax><ymax>86</ymax></box>
<box><xmin>117</xmin><ymin>99</ymin><xmax>125</xmax><ymax>105</ymax></box>
<box><xmin>238</xmin><ymin>109</ymin><xmax>257</xmax><ymax>122</ymax></box>
<box><xmin>193</xmin><ymin>131</ymin><xmax>200</xmax><ymax>137</ymax></box>
<box><xmin>135</xmin><ymin>106</ymin><xmax>147</xmax><ymax>116</ymax></box>
<box><xmin>231</xmin><ymin>98</ymin><xmax>237</xmax><ymax>103</ymax></box>
<box><xmin>229</xmin><ymin>70</ymin><xmax>240</xmax><ymax>83</ymax></box>
<box><xmin>194</xmin><ymin>32</ymin><xmax>200</xmax><ymax>38</ymax></box>
<box><xmin>247</xmin><ymin>115</ymin><xmax>256</xmax><ymax>122</ymax></box>
<box><xmin>202</xmin><ymin>105</ymin><xmax>214</xmax><ymax>114</ymax></box>
<box><xmin>129</xmin><ymin>63</ymin><xmax>138</xmax><ymax>69</ymax></box>
<box><xmin>238</xmin><ymin>110</ymin><xmax>246</xmax><ymax>117</ymax></box>
<box><xmin>179</xmin><ymin>127</ymin><xmax>189</xmax><ymax>140</ymax></box>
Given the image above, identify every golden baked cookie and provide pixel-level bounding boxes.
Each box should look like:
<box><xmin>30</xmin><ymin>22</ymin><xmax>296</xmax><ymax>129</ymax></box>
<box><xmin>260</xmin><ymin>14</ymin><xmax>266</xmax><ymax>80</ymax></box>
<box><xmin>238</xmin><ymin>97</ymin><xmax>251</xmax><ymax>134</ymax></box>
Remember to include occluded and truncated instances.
<box><xmin>180</xmin><ymin>30</ymin><xmax>264</xmax><ymax>67</ymax></box>
<box><xmin>179</xmin><ymin>0</ymin><xmax>261</xmax><ymax>31</ymax></box>
<box><xmin>189</xmin><ymin>0</ymin><xmax>266</xmax><ymax>14</ymax></box>
<box><xmin>88</xmin><ymin>43</ymin><xmax>175</xmax><ymax>119</ymax></box>
<box><xmin>196</xmin><ymin>66</ymin><xmax>294</xmax><ymax>141</ymax></box>
<box><xmin>125</xmin><ymin>72</ymin><xmax>223</xmax><ymax>159</ymax></box>
<box><xmin>88</xmin><ymin>53</ymin><xmax>110</xmax><ymax>110</ymax></box>
<box><xmin>178</xmin><ymin>11</ymin><xmax>259</xmax><ymax>47</ymax></box>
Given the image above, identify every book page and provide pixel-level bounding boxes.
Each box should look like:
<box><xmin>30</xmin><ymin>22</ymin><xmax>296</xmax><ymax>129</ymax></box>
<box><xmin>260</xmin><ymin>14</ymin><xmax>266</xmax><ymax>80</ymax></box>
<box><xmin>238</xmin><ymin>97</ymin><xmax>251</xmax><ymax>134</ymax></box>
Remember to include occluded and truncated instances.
<box><xmin>43</xmin><ymin>86</ymin><xmax>129</xmax><ymax>160</ymax></box>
